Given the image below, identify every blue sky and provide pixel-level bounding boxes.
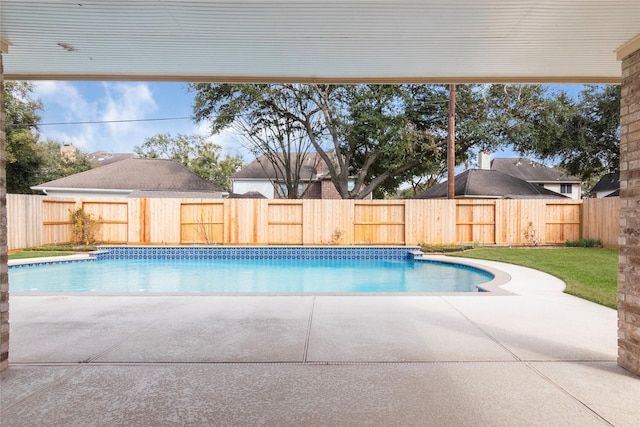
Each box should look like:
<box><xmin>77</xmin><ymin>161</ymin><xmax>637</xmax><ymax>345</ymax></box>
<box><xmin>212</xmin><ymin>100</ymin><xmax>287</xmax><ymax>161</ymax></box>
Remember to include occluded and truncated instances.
<box><xmin>32</xmin><ymin>81</ymin><xmax>587</xmax><ymax>165</ymax></box>
<box><xmin>32</xmin><ymin>81</ymin><xmax>247</xmax><ymax>159</ymax></box>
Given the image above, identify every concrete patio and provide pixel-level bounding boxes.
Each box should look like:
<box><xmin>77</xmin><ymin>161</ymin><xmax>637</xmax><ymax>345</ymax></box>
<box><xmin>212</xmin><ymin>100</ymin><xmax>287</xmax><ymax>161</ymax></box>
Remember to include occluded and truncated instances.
<box><xmin>1</xmin><ymin>258</ymin><xmax>638</xmax><ymax>426</ymax></box>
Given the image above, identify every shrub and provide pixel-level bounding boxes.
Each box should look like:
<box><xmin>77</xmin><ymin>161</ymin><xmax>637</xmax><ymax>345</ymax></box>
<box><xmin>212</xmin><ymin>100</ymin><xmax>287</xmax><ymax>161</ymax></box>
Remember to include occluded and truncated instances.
<box><xmin>566</xmin><ymin>238</ymin><xmax>602</xmax><ymax>248</ymax></box>
<box><xmin>69</xmin><ymin>208</ymin><xmax>101</xmax><ymax>246</ymax></box>
<box><xmin>523</xmin><ymin>222</ymin><xmax>541</xmax><ymax>246</ymax></box>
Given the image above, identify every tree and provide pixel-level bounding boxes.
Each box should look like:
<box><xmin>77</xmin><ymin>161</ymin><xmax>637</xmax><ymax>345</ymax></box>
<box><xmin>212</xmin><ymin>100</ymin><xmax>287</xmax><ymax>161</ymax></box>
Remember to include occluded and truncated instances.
<box><xmin>134</xmin><ymin>133</ymin><xmax>243</xmax><ymax>192</ymax></box>
<box><xmin>563</xmin><ymin>85</ymin><xmax>621</xmax><ymax>185</ymax></box>
<box><xmin>4</xmin><ymin>82</ymin><xmax>95</xmax><ymax>193</ymax></box>
<box><xmin>192</xmin><ymin>83</ymin><xmax>448</xmax><ymax>199</ymax></box>
<box><xmin>338</xmin><ymin>84</ymin><xmax>436</xmax><ymax>198</ymax></box>
<box><xmin>191</xmin><ymin>83</ymin><xmax>589</xmax><ymax>198</ymax></box>
<box><xmin>483</xmin><ymin>84</ymin><xmax>620</xmax><ymax>183</ymax></box>
<box><xmin>535</xmin><ymin>85</ymin><xmax>619</xmax><ymax>182</ymax></box>
<box><xmin>227</xmin><ymin>87</ymin><xmax>322</xmax><ymax>199</ymax></box>
<box><xmin>4</xmin><ymin>82</ymin><xmax>45</xmax><ymax>193</ymax></box>
<box><xmin>377</xmin><ymin>84</ymin><xmax>555</xmax><ymax>197</ymax></box>
<box><xmin>36</xmin><ymin>141</ymin><xmax>93</xmax><ymax>184</ymax></box>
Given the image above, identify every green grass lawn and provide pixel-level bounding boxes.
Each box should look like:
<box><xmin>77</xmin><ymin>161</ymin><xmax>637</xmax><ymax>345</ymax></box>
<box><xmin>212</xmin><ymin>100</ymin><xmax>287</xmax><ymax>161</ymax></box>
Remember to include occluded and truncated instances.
<box><xmin>450</xmin><ymin>248</ymin><xmax>619</xmax><ymax>309</ymax></box>
<box><xmin>9</xmin><ymin>251</ymin><xmax>78</xmax><ymax>260</ymax></box>
<box><xmin>9</xmin><ymin>244</ymin><xmax>96</xmax><ymax>261</ymax></box>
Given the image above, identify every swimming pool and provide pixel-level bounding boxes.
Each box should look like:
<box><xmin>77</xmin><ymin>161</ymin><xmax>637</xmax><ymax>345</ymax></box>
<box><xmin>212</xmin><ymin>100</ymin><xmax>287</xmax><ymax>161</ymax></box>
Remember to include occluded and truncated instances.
<box><xmin>9</xmin><ymin>246</ymin><xmax>495</xmax><ymax>294</ymax></box>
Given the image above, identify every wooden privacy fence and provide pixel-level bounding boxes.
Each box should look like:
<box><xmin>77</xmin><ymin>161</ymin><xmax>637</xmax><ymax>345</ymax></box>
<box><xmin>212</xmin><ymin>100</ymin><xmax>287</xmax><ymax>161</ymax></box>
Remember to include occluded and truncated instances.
<box><xmin>6</xmin><ymin>195</ymin><xmax>620</xmax><ymax>250</ymax></box>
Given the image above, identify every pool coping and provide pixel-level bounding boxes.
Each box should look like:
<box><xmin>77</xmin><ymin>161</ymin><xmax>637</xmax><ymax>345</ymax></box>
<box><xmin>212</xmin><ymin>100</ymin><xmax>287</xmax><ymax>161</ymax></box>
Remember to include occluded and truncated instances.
<box><xmin>8</xmin><ymin>253</ymin><xmax>96</xmax><ymax>267</ymax></box>
<box><xmin>8</xmin><ymin>248</ymin><xmax>513</xmax><ymax>296</ymax></box>
<box><xmin>413</xmin><ymin>255</ymin><xmax>513</xmax><ymax>296</ymax></box>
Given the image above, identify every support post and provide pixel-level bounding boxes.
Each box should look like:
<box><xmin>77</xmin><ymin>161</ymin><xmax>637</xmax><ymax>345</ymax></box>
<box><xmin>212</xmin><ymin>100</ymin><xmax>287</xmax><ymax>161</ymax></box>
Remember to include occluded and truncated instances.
<box><xmin>0</xmin><ymin>52</ymin><xmax>9</xmax><ymax>372</ymax></box>
<box><xmin>447</xmin><ymin>84</ymin><xmax>456</xmax><ymax>199</ymax></box>
<box><xmin>619</xmin><ymin>47</ymin><xmax>640</xmax><ymax>375</ymax></box>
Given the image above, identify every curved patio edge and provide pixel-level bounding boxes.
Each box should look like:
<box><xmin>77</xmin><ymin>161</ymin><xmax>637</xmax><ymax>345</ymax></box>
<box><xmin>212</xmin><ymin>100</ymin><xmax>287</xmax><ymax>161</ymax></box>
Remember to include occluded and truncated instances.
<box><xmin>434</xmin><ymin>255</ymin><xmax>568</xmax><ymax>297</ymax></box>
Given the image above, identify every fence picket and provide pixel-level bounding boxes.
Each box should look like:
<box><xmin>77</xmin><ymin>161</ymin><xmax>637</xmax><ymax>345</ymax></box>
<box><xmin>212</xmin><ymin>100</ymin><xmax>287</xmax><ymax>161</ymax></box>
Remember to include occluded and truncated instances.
<box><xmin>6</xmin><ymin>195</ymin><xmax>619</xmax><ymax>249</ymax></box>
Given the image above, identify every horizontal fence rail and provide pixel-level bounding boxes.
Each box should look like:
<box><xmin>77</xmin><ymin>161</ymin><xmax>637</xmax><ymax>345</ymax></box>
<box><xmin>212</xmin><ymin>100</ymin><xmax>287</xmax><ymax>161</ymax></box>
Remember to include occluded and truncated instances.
<box><xmin>6</xmin><ymin>195</ymin><xmax>620</xmax><ymax>250</ymax></box>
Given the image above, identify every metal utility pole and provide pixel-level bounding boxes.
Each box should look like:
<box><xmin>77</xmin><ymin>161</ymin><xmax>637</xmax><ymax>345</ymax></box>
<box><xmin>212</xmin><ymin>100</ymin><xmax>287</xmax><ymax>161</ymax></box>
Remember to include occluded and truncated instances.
<box><xmin>447</xmin><ymin>84</ymin><xmax>456</xmax><ymax>199</ymax></box>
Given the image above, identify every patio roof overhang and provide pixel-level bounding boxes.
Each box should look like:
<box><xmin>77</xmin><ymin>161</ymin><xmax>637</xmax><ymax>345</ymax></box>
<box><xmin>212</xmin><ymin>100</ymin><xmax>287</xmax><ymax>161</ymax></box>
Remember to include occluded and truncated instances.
<box><xmin>3</xmin><ymin>0</ymin><xmax>640</xmax><ymax>379</ymax></box>
<box><xmin>1</xmin><ymin>0</ymin><xmax>639</xmax><ymax>84</ymax></box>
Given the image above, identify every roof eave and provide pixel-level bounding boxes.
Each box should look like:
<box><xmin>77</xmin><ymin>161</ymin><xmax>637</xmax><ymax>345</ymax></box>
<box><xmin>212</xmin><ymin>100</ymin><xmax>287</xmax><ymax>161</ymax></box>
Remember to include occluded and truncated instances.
<box><xmin>31</xmin><ymin>186</ymin><xmax>133</xmax><ymax>194</ymax></box>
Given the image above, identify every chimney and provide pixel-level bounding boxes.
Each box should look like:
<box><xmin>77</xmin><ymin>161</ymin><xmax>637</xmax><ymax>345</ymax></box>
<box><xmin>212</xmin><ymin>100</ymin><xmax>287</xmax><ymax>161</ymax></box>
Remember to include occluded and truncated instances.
<box><xmin>478</xmin><ymin>151</ymin><xmax>491</xmax><ymax>170</ymax></box>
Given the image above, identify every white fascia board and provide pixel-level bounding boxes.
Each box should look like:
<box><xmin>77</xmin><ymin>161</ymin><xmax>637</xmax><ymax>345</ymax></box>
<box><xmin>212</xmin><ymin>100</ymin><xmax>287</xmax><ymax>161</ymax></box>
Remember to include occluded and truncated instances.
<box><xmin>528</xmin><ymin>180</ymin><xmax>582</xmax><ymax>184</ymax></box>
<box><xmin>31</xmin><ymin>187</ymin><xmax>133</xmax><ymax>195</ymax></box>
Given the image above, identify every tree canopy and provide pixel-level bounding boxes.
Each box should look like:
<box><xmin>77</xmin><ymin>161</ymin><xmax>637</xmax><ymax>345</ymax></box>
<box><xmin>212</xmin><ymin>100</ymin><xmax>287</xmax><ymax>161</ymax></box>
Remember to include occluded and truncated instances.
<box><xmin>4</xmin><ymin>82</ymin><xmax>44</xmax><ymax>193</ymax></box>
<box><xmin>191</xmin><ymin>83</ymin><xmax>569</xmax><ymax>198</ymax></box>
<box><xmin>36</xmin><ymin>141</ymin><xmax>93</xmax><ymax>185</ymax></box>
<box><xmin>512</xmin><ymin>85</ymin><xmax>620</xmax><ymax>183</ymax></box>
<box><xmin>4</xmin><ymin>82</ymin><xmax>92</xmax><ymax>193</ymax></box>
<box><xmin>134</xmin><ymin>133</ymin><xmax>243</xmax><ymax>192</ymax></box>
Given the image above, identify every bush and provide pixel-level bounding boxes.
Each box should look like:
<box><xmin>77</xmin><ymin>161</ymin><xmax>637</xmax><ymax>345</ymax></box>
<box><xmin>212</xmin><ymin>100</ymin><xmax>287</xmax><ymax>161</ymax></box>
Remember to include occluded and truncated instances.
<box><xmin>69</xmin><ymin>208</ymin><xmax>101</xmax><ymax>246</ymax></box>
<box><xmin>566</xmin><ymin>238</ymin><xmax>602</xmax><ymax>248</ymax></box>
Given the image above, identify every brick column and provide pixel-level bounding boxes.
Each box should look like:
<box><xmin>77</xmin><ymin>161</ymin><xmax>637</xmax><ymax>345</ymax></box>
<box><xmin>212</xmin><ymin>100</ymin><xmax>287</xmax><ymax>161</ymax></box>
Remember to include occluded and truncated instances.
<box><xmin>619</xmin><ymin>47</ymin><xmax>640</xmax><ymax>375</ymax></box>
<box><xmin>0</xmin><ymin>53</ymin><xmax>8</xmax><ymax>372</ymax></box>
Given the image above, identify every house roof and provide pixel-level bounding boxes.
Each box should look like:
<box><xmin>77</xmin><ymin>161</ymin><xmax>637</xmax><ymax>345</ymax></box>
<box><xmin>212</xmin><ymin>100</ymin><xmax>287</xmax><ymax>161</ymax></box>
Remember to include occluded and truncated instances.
<box><xmin>490</xmin><ymin>158</ymin><xmax>581</xmax><ymax>183</ymax></box>
<box><xmin>2</xmin><ymin>1</ymin><xmax>638</xmax><ymax>83</ymax></box>
<box><xmin>233</xmin><ymin>154</ymin><xmax>321</xmax><ymax>181</ymax></box>
<box><xmin>414</xmin><ymin>169</ymin><xmax>567</xmax><ymax>199</ymax></box>
<box><xmin>126</xmin><ymin>190</ymin><xmax>226</xmax><ymax>199</ymax></box>
<box><xmin>228</xmin><ymin>191</ymin><xmax>268</xmax><ymax>199</ymax></box>
<box><xmin>591</xmin><ymin>173</ymin><xmax>620</xmax><ymax>193</ymax></box>
<box><xmin>32</xmin><ymin>158</ymin><xmax>223</xmax><ymax>193</ymax></box>
<box><xmin>88</xmin><ymin>151</ymin><xmax>137</xmax><ymax>167</ymax></box>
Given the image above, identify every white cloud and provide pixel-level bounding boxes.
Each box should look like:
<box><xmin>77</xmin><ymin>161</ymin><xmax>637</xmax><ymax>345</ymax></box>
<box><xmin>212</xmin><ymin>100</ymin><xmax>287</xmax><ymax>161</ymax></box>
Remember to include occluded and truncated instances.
<box><xmin>33</xmin><ymin>81</ymin><xmax>96</xmax><ymax>120</ymax></box>
<box><xmin>32</xmin><ymin>81</ymin><xmax>97</xmax><ymax>151</ymax></box>
<box><xmin>32</xmin><ymin>81</ymin><xmax>252</xmax><ymax>161</ymax></box>
<box><xmin>33</xmin><ymin>81</ymin><xmax>169</xmax><ymax>153</ymax></box>
<box><xmin>100</xmin><ymin>82</ymin><xmax>157</xmax><ymax>137</ymax></box>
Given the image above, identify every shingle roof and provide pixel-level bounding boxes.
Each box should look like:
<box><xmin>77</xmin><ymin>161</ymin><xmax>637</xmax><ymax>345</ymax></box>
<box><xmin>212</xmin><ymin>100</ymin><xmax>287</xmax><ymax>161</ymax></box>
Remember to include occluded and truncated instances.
<box><xmin>491</xmin><ymin>158</ymin><xmax>581</xmax><ymax>183</ymax></box>
<box><xmin>591</xmin><ymin>173</ymin><xmax>620</xmax><ymax>193</ymax></box>
<box><xmin>32</xmin><ymin>158</ymin><xmax>223</xmax><ymax>192</ymax></box>
<box><xmin>232</xmin><ymin>153</ymin><xmax>325</xmax><ymax>181</ymax></box>
<box><xmin>126</xmin><ymin>190</ymin><xmax>225</xmax><ymax>199</ymax></box>
<box><xmin>228</xmin><ymin>191</ymin><xmax>268</xmax><ymax>199</ymax></box>
<box><xmin>88</xmin><ymin>151</ymin><xmax>138</xmax><ymax>167</ymax></box>
<box><xmin>414</xmin><ymin>169</ymin><xmax>567</xmax><ymax>199</ymax></box>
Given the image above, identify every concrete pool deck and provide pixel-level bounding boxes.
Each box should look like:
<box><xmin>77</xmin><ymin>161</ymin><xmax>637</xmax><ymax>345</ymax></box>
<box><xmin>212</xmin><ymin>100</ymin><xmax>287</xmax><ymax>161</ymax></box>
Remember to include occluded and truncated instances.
<box><xmin>1</xmin><ymin>257</ymin><xmax>639</xmax><ymax>426</ymax></box>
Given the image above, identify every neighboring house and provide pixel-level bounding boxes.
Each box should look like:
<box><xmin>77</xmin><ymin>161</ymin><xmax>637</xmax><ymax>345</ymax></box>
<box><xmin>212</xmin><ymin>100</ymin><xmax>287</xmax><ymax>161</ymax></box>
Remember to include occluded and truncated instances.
<box><xmin>414</xmin><ymin>169</ymin><xmax>567</xmax><ymax>199</ymax></box>
<box><xmin>590</xmin><ymin>173</ymin><xmax>620</xmax><ymax>198</ymax></box>
<box><xmin>59</xmin><ymin>147</ymin><xmax>137</xmax><ymax>167</ymax></box>
<box><xmin>31</xmin><ymin>158</ymin><xmax>225</xmax><ymax>199</ymax></box>
<box><xmin>231</xmin><ymin>153</ymin><xmax>366</xmax><ymax>199</ymax></box>
<box><xmin>490</xmin><ymin>157</ymin><xmax>582</xmax><ymax>199</ymax></box>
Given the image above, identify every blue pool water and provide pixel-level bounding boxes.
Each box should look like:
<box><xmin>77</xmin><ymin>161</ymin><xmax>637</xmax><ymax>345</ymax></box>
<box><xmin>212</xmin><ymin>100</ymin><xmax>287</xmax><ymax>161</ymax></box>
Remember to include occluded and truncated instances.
<box><xmin>9</xmin><ymin>258</ymin><xmax>493</xmax><ymax>293</ymax></box>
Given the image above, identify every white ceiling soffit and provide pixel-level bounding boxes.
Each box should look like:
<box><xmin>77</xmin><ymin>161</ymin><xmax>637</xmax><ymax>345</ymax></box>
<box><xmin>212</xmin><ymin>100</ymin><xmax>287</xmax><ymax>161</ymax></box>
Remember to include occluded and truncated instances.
<box><xmin>1</xmin><ymin>0</ymin><xmax>639</xmax><ymax>84</ymax></box>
